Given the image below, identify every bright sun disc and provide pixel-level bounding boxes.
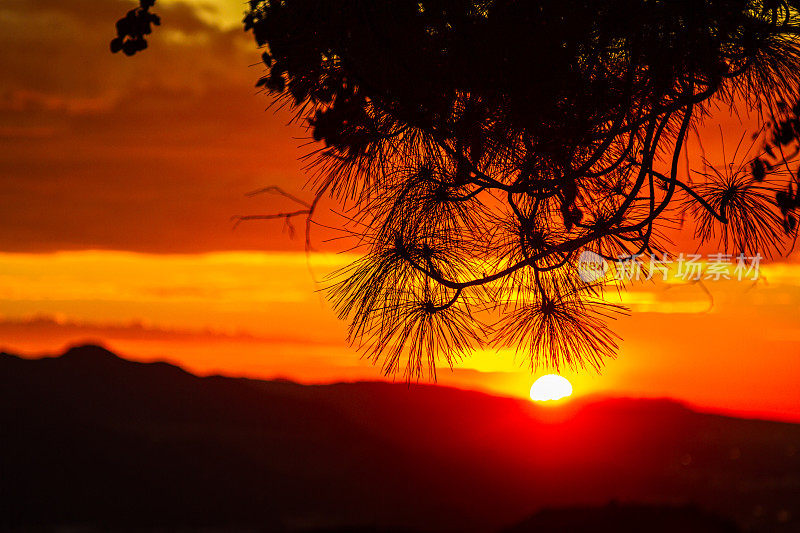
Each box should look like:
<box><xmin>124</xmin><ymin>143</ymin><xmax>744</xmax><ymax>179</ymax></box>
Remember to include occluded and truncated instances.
<box><xmin>530</xmin><ymin>374</ymin><xmax>573</xmax><ymax>402</ymax></box>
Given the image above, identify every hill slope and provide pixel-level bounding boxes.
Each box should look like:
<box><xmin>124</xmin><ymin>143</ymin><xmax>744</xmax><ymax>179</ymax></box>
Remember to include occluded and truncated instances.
<box><xmin>1</xmin><ymin>345</ymin><xmax>798</xmax><ymax>531</ymax></box>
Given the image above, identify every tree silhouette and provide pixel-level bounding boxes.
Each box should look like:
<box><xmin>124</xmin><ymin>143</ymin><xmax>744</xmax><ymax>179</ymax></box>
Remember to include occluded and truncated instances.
<box><xmin>115</xmin><ymin>0</ymin><xmax>800</xmax><ymax>378</ymax></box>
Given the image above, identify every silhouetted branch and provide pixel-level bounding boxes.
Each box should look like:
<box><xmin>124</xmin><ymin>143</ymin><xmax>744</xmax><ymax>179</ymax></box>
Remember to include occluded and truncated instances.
<box><xmin>114</xmin><ymin>0</ymin><xmax>800</xmax><ymax>377</ymax></box>
<box><xmin>232</xmin><ymin>210</ymin><xmax>310</xmax><ymax>228</ymax></box>
<box><xmin>246</xmin><ymin>186</ymin><xmax>312</xmax><ymax>208</ymax></box>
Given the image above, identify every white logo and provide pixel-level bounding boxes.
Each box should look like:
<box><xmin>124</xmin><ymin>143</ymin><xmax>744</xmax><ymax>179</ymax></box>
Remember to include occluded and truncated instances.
<box><xmin>577</xmin><ymin>250</ymin><xmax>608</xmax><ymax>283</ymax></box>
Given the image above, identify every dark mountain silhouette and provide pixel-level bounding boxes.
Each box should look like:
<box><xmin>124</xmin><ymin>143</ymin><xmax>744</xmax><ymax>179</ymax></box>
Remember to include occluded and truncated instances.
<box><xmin>1</xmin><ymin>345</ymin><xmax>798</xmax><ymax>532</ymax></box>
<box><xmin>502</xmin><ymin>502</ymin><xmax>739</xmax><ymax>533</ymax></box>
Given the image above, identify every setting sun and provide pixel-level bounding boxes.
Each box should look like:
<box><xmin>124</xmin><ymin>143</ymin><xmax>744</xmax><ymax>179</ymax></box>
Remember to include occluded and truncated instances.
<box><xmin>530</xmin><ymin>375</ymin><xmax>573</xmax><ymax>402</ymax></box>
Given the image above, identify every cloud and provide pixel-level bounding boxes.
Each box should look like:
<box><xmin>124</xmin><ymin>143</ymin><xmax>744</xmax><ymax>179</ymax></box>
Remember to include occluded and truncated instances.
<box><xmin>0</xmin><ymin>0</ymin><xmax>322</xmax><ymax>253</ymax></box>
<box><xmin>0</xmin><ymin>1</ymin><xmax>788</xmax><ymax>257</ymax></box>
<box><xmin>0</xmin><ymin>313</ymin><xmax>338</xmax><ymax>347</ymax></box>
<box><xmin>0</xmin><ymin>313</ymin><xmax>375</xmax><ymax>382</ymax></box>
<box><xmin>0</xmin><ymin>0</ymin><xmax>250</xmax><ymax>96</ymax></box>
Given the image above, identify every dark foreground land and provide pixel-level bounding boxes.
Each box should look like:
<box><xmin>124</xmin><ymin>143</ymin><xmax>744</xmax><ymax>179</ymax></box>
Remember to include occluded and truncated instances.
<box><xmin>1</xmin><ymin>345</ymin><xmax>798</xmax><ymax>532</ymax></box>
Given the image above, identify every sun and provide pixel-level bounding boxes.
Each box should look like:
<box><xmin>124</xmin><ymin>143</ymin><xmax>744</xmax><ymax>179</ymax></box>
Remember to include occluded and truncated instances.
<box><xmin>530</xmin><ymin>374</ymin><xmax>573</xmax><ymax>402</ymax></box>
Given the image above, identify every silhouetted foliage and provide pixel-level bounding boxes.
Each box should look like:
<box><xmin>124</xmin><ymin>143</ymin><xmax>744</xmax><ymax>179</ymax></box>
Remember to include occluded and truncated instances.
<box><xmin>110</xmin><ymin>0</ymin><xmax>159</xmax><ymax>56</ymax></box>
<box><xmin>114</xmin><ymin>1</ymin><xmax>800</xmax><ymax>378</ymax></box>
<box><xmin>754</xmin><ymin>99</ymin><xmax>800</xmax><ymax>234</ymax></box>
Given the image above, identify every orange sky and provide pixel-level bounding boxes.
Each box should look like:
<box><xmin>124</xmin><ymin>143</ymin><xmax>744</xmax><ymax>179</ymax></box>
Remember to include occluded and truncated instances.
<box><xmin>1</xmin><ymin>0</ymin><xmax>799</xmax><ymax>422</ymax></box>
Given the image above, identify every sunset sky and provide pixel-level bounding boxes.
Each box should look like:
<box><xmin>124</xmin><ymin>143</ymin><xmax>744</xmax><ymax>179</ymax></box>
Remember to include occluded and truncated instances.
<box><xmin>1</xmin><ymin>0</ymin><xmax>799</xmax><ymax>421</ymax></box>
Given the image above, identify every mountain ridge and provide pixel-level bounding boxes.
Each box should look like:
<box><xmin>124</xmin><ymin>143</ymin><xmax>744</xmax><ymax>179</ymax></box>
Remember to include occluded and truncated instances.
<box><xmin>0</xmin><ymin>343</ymin><xmax>698</xmax><ymax>414</ymax></box>
<box><xmin>1</xmin><ymin>344</ymin><xmax>798</xmax><ymax>532</ymax></box>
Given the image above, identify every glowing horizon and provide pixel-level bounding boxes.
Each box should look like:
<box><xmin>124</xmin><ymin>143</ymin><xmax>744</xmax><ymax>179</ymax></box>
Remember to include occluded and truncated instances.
<box><xmin>1</xmin><ymin>249</ymin><xmax>799</xmax><ymax>421</ymax></box>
